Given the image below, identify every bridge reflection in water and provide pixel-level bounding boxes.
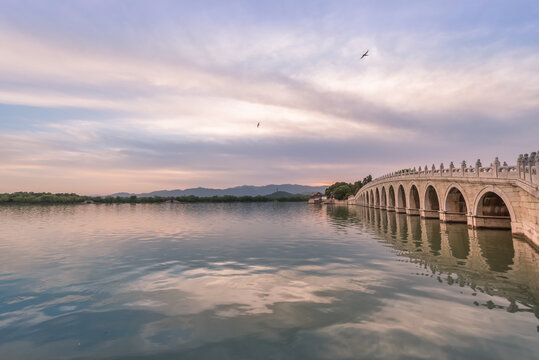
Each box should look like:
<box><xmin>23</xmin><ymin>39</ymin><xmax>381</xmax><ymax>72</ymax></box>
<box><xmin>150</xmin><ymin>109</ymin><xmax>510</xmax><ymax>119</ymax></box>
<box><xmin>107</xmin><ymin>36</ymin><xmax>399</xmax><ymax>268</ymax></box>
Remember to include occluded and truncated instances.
<box><xmin>327</xmin><ymin>205</ymin><xmax>539</xmax><ymax>318</ymax></box>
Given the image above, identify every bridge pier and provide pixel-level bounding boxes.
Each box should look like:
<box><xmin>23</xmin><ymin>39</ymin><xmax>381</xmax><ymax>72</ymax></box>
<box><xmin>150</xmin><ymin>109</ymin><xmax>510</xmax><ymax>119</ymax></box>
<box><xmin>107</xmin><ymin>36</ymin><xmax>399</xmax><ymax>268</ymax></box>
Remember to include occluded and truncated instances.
<box><xmin>439</xmin><ymin>211</ymin><xmax>468</xmax><ymax>223</ymax></box>
<box><xmin>406</xmin><ymin>208</ymin><xmax>420</xmax><ymax>216</ymax></box>
<box><xmin>471</xmin><ymin>215</ymin><xmax>512</xmax><ymax>230</ymax></box>
<box><xmin>420</xmin><ymin>209</ymin><xmax>439</xmax><ymax>219</ymax></box>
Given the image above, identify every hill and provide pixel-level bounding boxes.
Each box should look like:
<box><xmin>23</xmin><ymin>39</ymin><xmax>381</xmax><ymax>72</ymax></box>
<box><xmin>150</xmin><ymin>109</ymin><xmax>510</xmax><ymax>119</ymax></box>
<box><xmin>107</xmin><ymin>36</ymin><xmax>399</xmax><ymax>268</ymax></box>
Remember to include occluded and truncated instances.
<box><xmin>265</xmin><ymin>191</ymin><xmax>296</xmax><ymax>199</ymax></box>
<box><xmin>108</xmin><ymin>184</ymin><xmax>327</xmax><ymax>198</ymax></box>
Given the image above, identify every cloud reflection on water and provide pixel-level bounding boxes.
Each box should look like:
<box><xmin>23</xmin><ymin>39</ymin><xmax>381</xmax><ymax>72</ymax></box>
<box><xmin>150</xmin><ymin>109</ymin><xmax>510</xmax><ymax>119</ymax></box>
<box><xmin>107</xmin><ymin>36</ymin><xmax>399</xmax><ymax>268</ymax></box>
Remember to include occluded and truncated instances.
<box><xmin>119</xmin><ymin>261</ymin><xmax>384</xmax><ymax>317</ymax></box>
<box><xmin>0</xmin><ymin>203</ymin><xmax>537</xmax><ymax>359</ymax></box>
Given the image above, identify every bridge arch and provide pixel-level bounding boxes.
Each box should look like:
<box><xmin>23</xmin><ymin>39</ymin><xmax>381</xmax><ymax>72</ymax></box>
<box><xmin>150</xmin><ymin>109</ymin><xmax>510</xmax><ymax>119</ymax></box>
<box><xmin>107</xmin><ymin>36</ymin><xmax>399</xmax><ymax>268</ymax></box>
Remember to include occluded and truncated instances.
<box><xmin>423</xmin><ymin>183</ymin><xmax>441</xmax><ymax>218</ymax></box>
<box><xmin>370</xmin><ymin>189</ymin><xmax>375</xmax><ymax>207</ymax></box>
<box><xmin>409</xmin><ymin>183</ymin><xmax>420</xmax><ymax>210</ymax></box>
<box><xmin>366</xmin><ymin>192</ymin><xmax>370</xmax><ymax>206</ymax></box>
<box><xmin>473</xmin><ymin>186</ymin><xmax>515</xmax><ymax>229</ymax></box>
<box><xmin>381</xmin><ymin>187</ymin><xmax>387</xmax><ymax>208</ymax></box>
<box><xmin>397</xmin><ymin>183</ymin><xmax>407</xmax><ymax>210</ymax></box>
<box><xmin>375</xmin><ymin>188</ymin><xmax>380</xmax><ymax>207</ymax></box>
<box><xmin>443</xmin><ymin>184</ymin><xmax>470</xmax><ymax>213</ymax></box>
<box><xmin>388</xmin><ymin>185</ymin><xmax>396</xmax><ymax>208</ymax></box>
<box><xmin>442</xmin><ymin>184</ymin><xmax>469</xmax><ymax>223</ymax></box>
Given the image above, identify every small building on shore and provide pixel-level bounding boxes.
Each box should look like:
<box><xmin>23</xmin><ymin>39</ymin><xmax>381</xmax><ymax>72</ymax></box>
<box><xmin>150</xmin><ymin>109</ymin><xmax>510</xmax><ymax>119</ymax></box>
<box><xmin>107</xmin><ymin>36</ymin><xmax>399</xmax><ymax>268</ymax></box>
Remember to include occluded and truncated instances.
<box><xmin>308</xmin><ymin>192</ymin><xmax>327</xmax><ymax>204</ymax></box>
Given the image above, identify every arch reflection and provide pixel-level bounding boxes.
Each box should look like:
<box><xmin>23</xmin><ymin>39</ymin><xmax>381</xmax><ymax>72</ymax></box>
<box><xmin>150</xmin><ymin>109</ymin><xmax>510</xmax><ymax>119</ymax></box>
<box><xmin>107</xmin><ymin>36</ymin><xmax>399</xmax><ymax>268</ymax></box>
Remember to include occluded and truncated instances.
<box><xmin>326</xmin><ymin>205</ymin><xmax>538</xmax><ymax>316</ymax></box>
<box><xmin>446</xmin><ymin>223</ymin><xmax>470</xmax><ymax>260</ymax></box>
<box><xmin>476</xmin><ymin>229</ymin><xmax>515</xmax><ymax>273</ymax></box>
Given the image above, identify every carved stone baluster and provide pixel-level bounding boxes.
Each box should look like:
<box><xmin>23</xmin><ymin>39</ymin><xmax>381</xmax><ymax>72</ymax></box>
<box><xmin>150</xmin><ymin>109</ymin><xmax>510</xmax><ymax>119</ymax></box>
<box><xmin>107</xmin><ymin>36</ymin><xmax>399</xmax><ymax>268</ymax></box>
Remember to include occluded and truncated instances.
<box><xmin>535</xmin><ymin>151</ymin><xmax>539</xmax><ymax>184</ymax></box>
<box><xmin>517</xmin><ymin>154</ymin><xmax>523</xmax><ymax>179</ymax></box>
<box><xmin>475</xmin><ymin>159</ymin><xmax>482</xmax><ymax>177</ymax></box>
<box><xmin>530</xmin><ymin>152</ymin><xmax>537</xmax><ymax>184</ymax></box>
<box><xmin>493</xmin><ymin>157</ymin><xmax>500</xmax><ymax>178</ymax></box>
<box><xmin>523</xmin><ymin>154</ymin><xmax>529</xmax><ymax>181</ymax></box>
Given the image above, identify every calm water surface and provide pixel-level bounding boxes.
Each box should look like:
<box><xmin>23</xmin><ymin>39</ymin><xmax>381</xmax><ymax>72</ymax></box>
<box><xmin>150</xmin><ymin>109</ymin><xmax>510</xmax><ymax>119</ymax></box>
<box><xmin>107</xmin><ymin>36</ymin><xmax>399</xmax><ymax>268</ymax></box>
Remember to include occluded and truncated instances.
<box><xmin>0</xmin><ymin>203</ymin><xmax>537</xmax><ymax>359</ymax></box>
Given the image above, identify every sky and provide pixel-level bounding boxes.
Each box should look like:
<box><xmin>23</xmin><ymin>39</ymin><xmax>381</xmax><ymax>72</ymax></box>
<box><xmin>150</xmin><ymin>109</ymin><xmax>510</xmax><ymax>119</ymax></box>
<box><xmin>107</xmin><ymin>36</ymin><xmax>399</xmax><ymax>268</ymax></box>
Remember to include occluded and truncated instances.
<box><xmin>1</xmin><ymin>0</ymin><xmax>538</xmax><ymax>194</ymax></box>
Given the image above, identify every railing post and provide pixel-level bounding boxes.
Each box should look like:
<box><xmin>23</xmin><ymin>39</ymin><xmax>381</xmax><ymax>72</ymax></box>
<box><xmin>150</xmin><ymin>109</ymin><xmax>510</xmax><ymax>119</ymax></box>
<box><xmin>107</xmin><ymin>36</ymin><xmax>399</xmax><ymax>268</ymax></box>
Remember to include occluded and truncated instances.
<box><xmin>530</xmin><ymin>152</ymin><xmax>536</xmax><ymax>184</ymax></box>
<box><xmin>535</xmin><ymin>151</ymin><xmax>539</xmax><ymax>184</ymax></box>
<box><xmin>475</xmin><ymin>159</ymin><xmax>481</xmax><ymax>177</ymax></box>
<box><xmin>425</xmin><ymin>164</ymin><xmax>428</xmax><ymax>175</ymax></box>
<box><xmin>517</xmin><ymin>154</ymin><xmax>523</xmax><ymax>179</ymax></box>
<box><xmin>523</xmin><ymin>154</ymin><xmax>529</xmax><ymax>181</ymax></box>
<box><xmin>440</xmin><ymin>163</ymin><xmax>444</xmax><ymax>176</ymax></box>
<box><xmin>449</xmin><ymin>161</ymin><xmax>454</xmax><ymax>177</ymax></box>
<box><xmin>461</xmin><ymin>160</ymin><xmax>466</xmax><ymax>177</ymax></box>
<box><xmin>493</xmin><ymin>157</ymin><xmax>500</xmax><ymax>178</ymax></box>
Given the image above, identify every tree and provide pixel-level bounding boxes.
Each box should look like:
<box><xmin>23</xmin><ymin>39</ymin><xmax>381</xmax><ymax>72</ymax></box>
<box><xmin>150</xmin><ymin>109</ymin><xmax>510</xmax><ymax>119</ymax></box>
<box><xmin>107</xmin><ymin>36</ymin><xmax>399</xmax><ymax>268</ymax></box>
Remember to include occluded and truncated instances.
<box><xmin>333</xmin><ymin>184</ymin><xmax>353</xmax><ymax>200</ymax></box>
<box><xmin>325</xmin><ymin>175</ymin><xmax>372</xmax><ymax>200</ymax></box>
<box><xmin>362</xmin><ymin>175</ymin><xmax>372</xmax><ymax>186</ymax></box>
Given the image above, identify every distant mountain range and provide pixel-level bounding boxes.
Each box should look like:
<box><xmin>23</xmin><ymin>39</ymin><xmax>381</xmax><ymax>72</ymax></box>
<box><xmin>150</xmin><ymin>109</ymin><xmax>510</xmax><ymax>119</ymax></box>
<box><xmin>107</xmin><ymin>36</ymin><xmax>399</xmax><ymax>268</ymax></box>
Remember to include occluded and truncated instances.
<box><xmin>108</xmin><ymin>184</ymin><xmax>328</xmax><ymax>198</ymax></box>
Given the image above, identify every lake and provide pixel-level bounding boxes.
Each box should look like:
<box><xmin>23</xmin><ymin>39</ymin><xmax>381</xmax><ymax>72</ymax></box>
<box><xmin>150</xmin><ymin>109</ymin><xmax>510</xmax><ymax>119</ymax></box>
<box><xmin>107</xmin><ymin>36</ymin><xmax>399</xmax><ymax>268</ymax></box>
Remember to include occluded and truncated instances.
<box><xmin>0</xmin><ymin>203</ymin><xmax>537</xmax><ymax>359</ymax></box>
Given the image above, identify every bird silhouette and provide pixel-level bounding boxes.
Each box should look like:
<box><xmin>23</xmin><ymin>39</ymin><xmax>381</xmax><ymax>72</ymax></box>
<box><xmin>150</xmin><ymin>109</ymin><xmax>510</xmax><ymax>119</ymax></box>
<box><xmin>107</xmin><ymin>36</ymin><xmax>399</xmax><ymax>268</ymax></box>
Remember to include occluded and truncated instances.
<box><xmin>257</xmin><ymin>122</ymin><xmax>260</xmax><ymax>128</ymax></box>
<box><xmin>361</xmin><ymin>50</ymin><xmax>369</xmax><ymax>59</ymax></box>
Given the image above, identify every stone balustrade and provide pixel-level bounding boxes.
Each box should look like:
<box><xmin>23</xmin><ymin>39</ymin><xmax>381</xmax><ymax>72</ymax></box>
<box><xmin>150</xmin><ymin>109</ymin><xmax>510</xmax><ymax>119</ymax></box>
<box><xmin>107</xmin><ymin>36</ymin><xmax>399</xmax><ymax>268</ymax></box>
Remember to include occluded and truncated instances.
<box><xmin>372</xmin><ymin>152</ymin><xmax>538</xmax><ymax>186</ymax></box>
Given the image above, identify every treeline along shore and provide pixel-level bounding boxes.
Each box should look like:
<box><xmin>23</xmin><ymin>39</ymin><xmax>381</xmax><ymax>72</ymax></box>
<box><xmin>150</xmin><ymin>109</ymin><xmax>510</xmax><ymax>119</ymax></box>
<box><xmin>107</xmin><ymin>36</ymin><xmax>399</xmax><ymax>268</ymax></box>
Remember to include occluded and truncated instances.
<box><xmin>0</xmin><ymin>192</ymin><xmax>309</xmax><ymax>205</ymax></box>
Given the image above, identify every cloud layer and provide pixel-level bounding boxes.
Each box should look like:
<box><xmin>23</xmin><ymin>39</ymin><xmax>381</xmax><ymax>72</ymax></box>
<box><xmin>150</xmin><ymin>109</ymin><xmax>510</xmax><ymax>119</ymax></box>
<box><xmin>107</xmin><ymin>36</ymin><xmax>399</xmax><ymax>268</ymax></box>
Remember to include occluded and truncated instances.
<box><xmin>1</xmin><ymin>1</ymin><xmax>538</xmax><ymax>193</ymax></box>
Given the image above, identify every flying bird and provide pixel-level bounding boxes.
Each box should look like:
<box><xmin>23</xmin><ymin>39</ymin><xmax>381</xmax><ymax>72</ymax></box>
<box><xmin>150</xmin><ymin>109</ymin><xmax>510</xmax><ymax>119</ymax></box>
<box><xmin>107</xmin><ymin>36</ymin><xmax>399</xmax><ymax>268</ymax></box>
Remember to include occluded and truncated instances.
<box><xmin>257</xmin><ymin>122</ymin><xmax>260</xmax><ymax>128</ymax></box>
<box><xmin>361</xmin><ymin>50</ymin><xmax>369</xmax><ymax>59</ymax></box>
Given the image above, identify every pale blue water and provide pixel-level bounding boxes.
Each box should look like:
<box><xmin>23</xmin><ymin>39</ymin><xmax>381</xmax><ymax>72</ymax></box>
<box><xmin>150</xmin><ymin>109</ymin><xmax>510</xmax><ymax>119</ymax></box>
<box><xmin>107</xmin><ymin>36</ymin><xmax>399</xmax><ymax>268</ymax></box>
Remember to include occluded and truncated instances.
<box><xmin>0</xmin><ymin>203</ymin><xmax>537</xmax><ymax>359</ymax></box>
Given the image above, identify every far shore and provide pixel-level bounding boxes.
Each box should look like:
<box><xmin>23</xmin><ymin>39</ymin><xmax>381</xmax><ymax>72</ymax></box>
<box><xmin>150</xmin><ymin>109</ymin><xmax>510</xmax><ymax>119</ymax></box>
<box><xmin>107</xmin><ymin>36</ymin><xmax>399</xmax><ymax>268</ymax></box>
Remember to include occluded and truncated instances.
<box><xmin>0</xmin><ymin>192</ymin><xmax>309</xmax><ymax>205</ymax></box>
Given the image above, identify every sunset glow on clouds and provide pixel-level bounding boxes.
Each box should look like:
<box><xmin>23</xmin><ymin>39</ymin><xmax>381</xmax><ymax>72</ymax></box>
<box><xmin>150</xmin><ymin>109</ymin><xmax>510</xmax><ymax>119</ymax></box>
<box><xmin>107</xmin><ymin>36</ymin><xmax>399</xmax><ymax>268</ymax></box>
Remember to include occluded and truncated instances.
<box><xmin>1</xmin><ymin>0</ymin><xmax>538</xmax><ymax>194</ymax></box>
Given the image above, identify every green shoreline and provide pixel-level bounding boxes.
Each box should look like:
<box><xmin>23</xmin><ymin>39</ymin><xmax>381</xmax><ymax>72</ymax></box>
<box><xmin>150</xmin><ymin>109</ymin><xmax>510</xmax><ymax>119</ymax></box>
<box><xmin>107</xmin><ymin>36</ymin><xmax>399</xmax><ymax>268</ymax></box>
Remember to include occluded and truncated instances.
<box><xmin>0</xmin><ymin>192</ymin><xmax>309</xmax><ymax>205</ymax></box>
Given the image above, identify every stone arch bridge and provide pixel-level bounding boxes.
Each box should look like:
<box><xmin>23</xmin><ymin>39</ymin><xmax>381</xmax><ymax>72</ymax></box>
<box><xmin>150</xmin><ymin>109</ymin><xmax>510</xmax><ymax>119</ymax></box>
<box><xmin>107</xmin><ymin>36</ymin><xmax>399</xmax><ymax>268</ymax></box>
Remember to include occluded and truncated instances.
<box><xmin>350</xmin><ymin>152</ymin><xmax>539</xmax><ymax>248</ymax></box>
